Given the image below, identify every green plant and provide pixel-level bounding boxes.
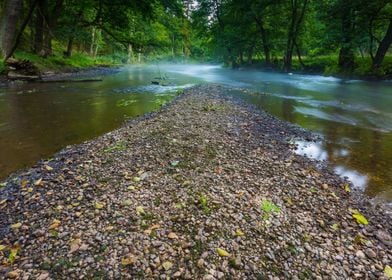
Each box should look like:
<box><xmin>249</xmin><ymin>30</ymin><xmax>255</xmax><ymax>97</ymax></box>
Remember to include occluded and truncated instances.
<box><xmin>260</xmin><ymin>200</ymin><xmax>281</xmax><ymax>220</ymax></box>
<box><xmin>199</xmin><ymin>194</ymin><xmax>210</xmax><ymax>214</ymax></box>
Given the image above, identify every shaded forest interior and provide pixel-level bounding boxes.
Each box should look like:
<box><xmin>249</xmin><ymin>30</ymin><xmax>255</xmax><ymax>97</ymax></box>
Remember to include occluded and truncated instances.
<box><xmin>0</xmin><ymin>0</ymin><xmax>391</xmax><ymax>77</ymax></box>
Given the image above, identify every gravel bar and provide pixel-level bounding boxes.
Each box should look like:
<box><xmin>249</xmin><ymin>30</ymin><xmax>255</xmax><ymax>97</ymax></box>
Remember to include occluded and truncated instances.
<box><xmin>0</xmin><ymin>85</ymin><xmax>391</xmax><ymax>279</ymax></box>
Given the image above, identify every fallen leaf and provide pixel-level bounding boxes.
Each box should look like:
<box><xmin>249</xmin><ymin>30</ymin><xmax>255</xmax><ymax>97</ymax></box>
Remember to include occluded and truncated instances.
<box><xmin>94</xmin><ymin>202</ymin><xmax>105</xmax><ymax>210</ymax></box>
<box><xmin>330</xmin><ymin>192</ymin><xmax>339</xmax><ymax>199</ymax></box>
<box><xmin>0</xmin><ymin>245</ymin><xmax>7</xmax><ymax>251</ymax></box>
<box><xmin>48</xmin><ymin>219</ymin><xmax>61</xmax><ymax>230</ymax></box>
<box><xmin>162</xmin><ymin>261</ymin><xmax>173</xmax><ymax>270</ymax></box>
<box><xmin>132</xmin><ymin>177</ymin><xmax>141</xmax><ymax>182</ymax></box>
<box><xmin>127</xmin><ymin>185</ymin><xmax>136</xmax><ymax>191</ymax></box>
<box><xmin>45</xmin><ymin>165</ymin><xmax>53</xmax><ymax>171</ymax></box>
<box><xmin>384</xmin><ymin>265</ymin><xmax>392</xmax><ymax>278</ymax></box>
<box><xmin>331</xmin><ymin>223</ymin><xmax>339</xmax><ymax>231</ymax></box>
<box><xmin>344</xmin><ymin>184</ymin><xmax>351</xmax><ymax>193</ymax></box>
<box><xmin>69</xmin><ymin>238</ymin><xmax>81</xmax><ymax>253</ymax></box>
<box><xmin>170</xmin><ymin>161</ymin><xmax>180</xmax><ymax>167</ymax></box>
<box><xmin>150</xmin><ymin>224</ymin><xmax>160</xmax><ymax>230</ymax></box>
<box><xmin>20</xmin><ymin>180</ymin><xmax>28</xmax><ymax>187</ymax></box>
<box><xmin>235</xmin><ymin>229</ymin><xmax>245</xmax><ymax>237</ymax></box>
<box><xmin>352</xmin><ymin>210</ymin><xmax>368</xmax><ymax>225</ymax></box>
<box><xmin>121</xmin><ymin>255</ymin><xmax>136</xmax><ymax>266</ymax></box>
<box><xmin>34</xmin><ymin>178</ymin><xmax>43</xmax><ymax>186</ymax></box>
<box><xmin>8</xmin><ymin>245</ymin><xmax>20</xmax><ymax>263</ymax></box>
<box><xmin>11</xmin><ymin>223</ymin><xmax>22</xmax><ymax>229</ymax></box>
<box><xmin>216</xmin><ymin>248</ymin><xmax>230</xmax><ymax>257</ymax></box>
<box><xmin>136</xmin><ymin>206</ymin><xmax>145</xmax><ymax>215</ymax></box>
<box><xmin>105</xmin><ymin>226</ymin><xmax>114</xmax><ymax>231</ymax></box>
<box><xmin>121</xmin><ymin>199</ymin><xmax>132</xmax><ymax>206</ymax></box>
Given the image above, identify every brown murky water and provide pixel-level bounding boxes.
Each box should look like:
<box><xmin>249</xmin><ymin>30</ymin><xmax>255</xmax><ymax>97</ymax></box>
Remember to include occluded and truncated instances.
<box><xmin>0</xmin><ymin>65</ymin><xmax>391</xmax><ymax>201</ymax></box>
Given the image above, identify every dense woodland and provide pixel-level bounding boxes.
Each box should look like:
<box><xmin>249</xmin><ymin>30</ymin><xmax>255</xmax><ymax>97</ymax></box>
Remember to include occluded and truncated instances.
<box><xmin>0</xmin><ymin>0</ymin><xmax>391</xmax><ymax>77</ymax></box>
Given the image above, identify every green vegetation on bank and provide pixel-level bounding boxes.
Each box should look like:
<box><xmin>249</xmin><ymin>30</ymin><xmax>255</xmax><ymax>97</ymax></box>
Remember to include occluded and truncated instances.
<box><xmin>247</xmin><ymin>55</ymin><xmax>392</xmax><ymax>78</ymax></box>
<box><xmin>13</xmin><ymin>51</ymin><xmax>124</xmax><ymax>72</ymax></box>
<box><xmin>0</xmin><ymin>0</ymin><xmax>391</xmax><ymax>78</ymax></box>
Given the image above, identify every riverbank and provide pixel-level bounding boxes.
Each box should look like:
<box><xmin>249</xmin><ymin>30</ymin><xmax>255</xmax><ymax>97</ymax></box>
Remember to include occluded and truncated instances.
<box><xmin>0</xmin><ymin>85</ymin><xmax>391</xmax><ymax>279</ymax></box>
<box><xmin>237</xmin><ymin>55</ymin><xmax>392</xmax><ymax>81</ymax></box>
<box><xmin>0</xmin><ymin>52</ymin><xmax>124</xmax><ymax>87</ymax></box>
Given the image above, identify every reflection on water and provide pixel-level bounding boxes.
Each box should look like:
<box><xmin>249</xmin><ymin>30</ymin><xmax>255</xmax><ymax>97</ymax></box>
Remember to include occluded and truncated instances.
<box><xmin>295</xmin><ymin>140</ymin><xmax>369</xmax><ymax>190</ymax></box>
<box><xmin>0</xmin><ymin>64</ymin><xmax>391</xmax><ymax>200</ymax></box>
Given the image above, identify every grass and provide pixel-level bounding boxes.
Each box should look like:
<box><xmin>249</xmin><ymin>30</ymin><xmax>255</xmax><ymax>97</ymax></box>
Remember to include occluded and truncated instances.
<box><xmin>13</xmin><ymin>51</ymin><xmax>124</xmax><ymax>72</ymax></box>
<box><xmin>250</xmin><ymin>54</ymin><xmax>392</xmax><ymax>78</ymax></box>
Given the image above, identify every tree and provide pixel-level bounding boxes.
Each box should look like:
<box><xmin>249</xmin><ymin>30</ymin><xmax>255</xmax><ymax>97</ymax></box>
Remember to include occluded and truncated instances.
<box><xmin>0</xmin><ymin>0</ymin><xmax>23</xmax><ymax>58</ymax></box>
<box><xmin>284</xmin><ymin>0</ymin><xmax>309</xmax><ymax>72</ymax></box>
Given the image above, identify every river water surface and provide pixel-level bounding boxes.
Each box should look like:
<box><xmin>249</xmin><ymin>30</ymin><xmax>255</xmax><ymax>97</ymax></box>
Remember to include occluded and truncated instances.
<box><xmin>0</xmin><ymin>65</ymin><xmax>391</xmax><ymax>200</ymax></box>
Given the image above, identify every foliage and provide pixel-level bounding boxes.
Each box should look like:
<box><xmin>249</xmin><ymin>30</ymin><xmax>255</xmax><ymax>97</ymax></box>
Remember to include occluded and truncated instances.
<box><xmin>352</xmin><ymin>210</ymin><xmax>369</xmax><ymax>225</ymax></box>
<box><xmin>260</xmin><ymin>200</ymin><xmax>281</xmax><ymax>220</ymax></box>
<box><xmin>0</xmin><ymin>0</ymin><xmax>390</xmax><ymax>78</ymax></box>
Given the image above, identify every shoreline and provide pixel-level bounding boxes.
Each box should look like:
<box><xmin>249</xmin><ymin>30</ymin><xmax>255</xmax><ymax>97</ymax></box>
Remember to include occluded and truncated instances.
<box><xmin>0</xmin><ymin>65</ymin><xmax>122</xmax><ymax>88</ymax></box>
<box><xmin>0</xmin><ymin>85</ymin><xmax>391</xmax><ymax>278</ymax></box>
<box><xmin>232</xmin><ymin>64</ymin><xmax>392</xmax><ymax>82</ymax></box>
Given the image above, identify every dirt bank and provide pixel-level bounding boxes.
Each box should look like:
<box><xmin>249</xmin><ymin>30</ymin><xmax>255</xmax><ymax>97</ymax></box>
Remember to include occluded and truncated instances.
<box><xmin>0</xmin><ymin>85</ymin><xmax>391</xmax><ymax>279</ymax></box>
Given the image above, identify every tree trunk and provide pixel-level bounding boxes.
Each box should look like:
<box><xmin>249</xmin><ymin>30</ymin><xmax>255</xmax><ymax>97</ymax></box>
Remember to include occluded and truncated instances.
<box><xmin>33</xmin><ymin>0</ymin><xmax>45</xmax><ymax>53</ymax></box>
<box><xmin>90</xmin><ymin>27</ymin><xmax>95</xmax><ymax>55</ymax></box>
<box><xmin>338</xmin><ymin>1</ymin><xmax>355</xmax><ymax>71</ymax></box>
<box><xmin>372</xmin><ymin>20</ymin><xmax>392</xmax><ymax>69</ymax></box>
<box><xmin>64</xmin><ymin>36</ymin><xmax>73</xmax><ymax>57</ymax></box>
<box><xmin>127</xmin><ymin>43</ymin><xmax>133</xmax><ymax>64</ymax></box>
<box><xmin>40</xmin><ymin>0</ymin><xmax>64</xmax><ymax>57</ymax></box>
<box><xmin>0</xmin><ymin>0</ymin><xmax>23</xmax><ymax>58</ymax></box>
<box><xmin>284</xmin><ymin>0</ymin><xmax>308</xmax><ymax>72</ymax></box>
<box><xmin>247</xmin><ymin>45</ymin><xmax>254</xmax><ymax>65</ymax></box>
<box><xmin>294</xmin><ymin>40</ymin><xmax>305</xmax><ymax>68</ymax></box>
<box><xmin>5</xmin><ymin>0</ymin><xmax>38</xmax><ymax>61</ymax></box>
<box><xmin>254</xmin><ymin>17</ymin><xmax>271</xmax><ymax>66</ymax></box>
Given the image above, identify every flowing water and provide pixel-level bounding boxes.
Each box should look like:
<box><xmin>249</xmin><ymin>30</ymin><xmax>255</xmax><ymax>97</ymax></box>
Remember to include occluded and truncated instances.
<box><xmin>0</xmin><ymin>64</ymin><xmax>391</xmax><ymax>200</ymax></box>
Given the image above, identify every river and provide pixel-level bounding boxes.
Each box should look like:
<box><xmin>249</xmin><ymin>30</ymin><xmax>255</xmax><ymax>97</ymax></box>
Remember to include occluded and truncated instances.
<box><xmin>0</xmin><ymin>64</ymin><xmax>391</xmax><ymax>201</ymax></box>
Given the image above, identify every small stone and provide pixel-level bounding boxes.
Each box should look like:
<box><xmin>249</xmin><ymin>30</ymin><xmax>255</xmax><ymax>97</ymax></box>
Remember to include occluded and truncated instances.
<box><xmin>365</xmin><ymin>248</ymin><xmax>376</xmax><ymax>259</ymax></box>
<box><xmin>36</xmin><ymin>272</ymin><xmax>49</xmax><ymax>280</ymax></box>
<box><xmin>197</xmin><ymin>259</ymin><xmax>204</xmax><ymax>268</ymax></box>
<box><xmin>33</xmin><ymin>229</ymin><xmax>45</xmax><ymax>237</ymax></box>
<box><xmin>355</xmin><ymin>250</ymin><xmax>365</xmax><ymax>259</ymax></box>
<box><xmin>168</xmin><ymin>232</ymin><xmax>179</xmax><ymax>239</ymax></box>
<box><xmin>7</xmin><ymin>271</ymin><xmax>19</xmax><ymax>279</ymax></box>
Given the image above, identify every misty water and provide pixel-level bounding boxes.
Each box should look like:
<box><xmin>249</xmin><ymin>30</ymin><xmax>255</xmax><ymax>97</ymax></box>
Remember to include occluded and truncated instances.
<box><xmin>0</xmin><ymin>64</ymin><xmax>391</xmax><ymax>201</ymax></box>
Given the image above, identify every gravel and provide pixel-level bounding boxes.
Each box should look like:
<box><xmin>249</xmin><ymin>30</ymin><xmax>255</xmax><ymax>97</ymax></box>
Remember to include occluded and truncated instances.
<box><xmin>0</xmin><ymin>84</ymin><xmax>391</xmax><ymax>279</ymax></box>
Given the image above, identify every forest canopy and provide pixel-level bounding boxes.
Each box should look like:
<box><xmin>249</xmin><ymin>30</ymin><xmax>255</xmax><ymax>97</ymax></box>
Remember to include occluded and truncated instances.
<box><xmin>0</xmin><ymin>0</ymin><xmax>391</xmax><ymax>76</ymax></box>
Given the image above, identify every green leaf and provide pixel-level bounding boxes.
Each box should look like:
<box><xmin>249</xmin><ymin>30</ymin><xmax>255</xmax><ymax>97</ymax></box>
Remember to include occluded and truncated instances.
<box><xmin>352</xmin><ymin>210</ymin><xmax>368</xmax><ymax>225</ymax></box>
<box><xmin>384</xmin><ymin>265</ymin><xmax>392</xmax><ymax>278</ymax></box>
<box><xmin>94</xmin><ymin>202</ymin><xmax>105</xmax><ymax>210</ymax></box>
<box><xmin>132</xmin><ymin>177</ymin><xmax>141</xmax><ymax>182</ymax></box>
<box><xmin>162</xmin><ymin>261</ymin><xmax>173</xmax><ymax>270</ymax></box>
<box><xmin>260</xmin><ymin>200</ymin><xmax>281</xmax><ymax>213</ymax></box>
<box><xmin>170</xmin><ymin>160</ymin><xmax>180</xmax><ymax>167</ymax></box>
<box><xmin>8</xmin><ymin>245</ymin><xmax>20</xmax><ymax>263</ymax></box>
<box><xmin>216</xmin><ymin>248</ymin><xmax>230</xmax><ymax>257</ymax></box>
<box><xmin>344</xmin><ymin>184</ymin><xmax>351</xmax><ymax>193</ymax></box>
<box><xmin>136</xmin><ymin>206</ymin><xmax>145</xmax><ymax>215</ymax></box>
